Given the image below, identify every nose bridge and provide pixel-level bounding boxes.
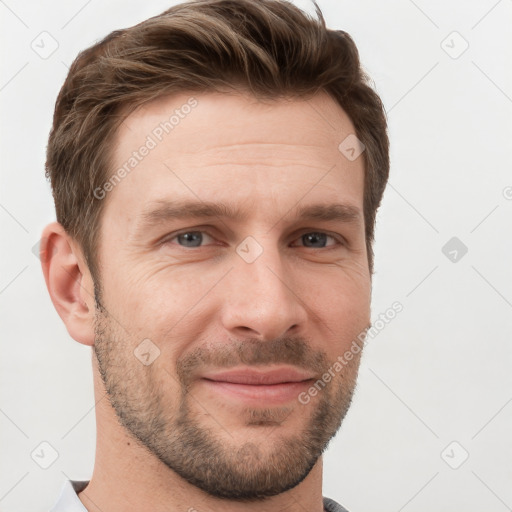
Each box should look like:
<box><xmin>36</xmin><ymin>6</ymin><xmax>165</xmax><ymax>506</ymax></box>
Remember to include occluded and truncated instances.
<box><xmin>220</xmin><ymin>234</ymin><xmax>307</xmax><ymax>340</ymax></box>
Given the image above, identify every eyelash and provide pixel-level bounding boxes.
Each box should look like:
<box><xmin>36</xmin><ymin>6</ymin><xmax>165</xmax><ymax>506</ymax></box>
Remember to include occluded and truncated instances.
<box><xmin>162</xmin><ymin>229</ymin><xmax>345</xmax><ymax>249</ymax></box>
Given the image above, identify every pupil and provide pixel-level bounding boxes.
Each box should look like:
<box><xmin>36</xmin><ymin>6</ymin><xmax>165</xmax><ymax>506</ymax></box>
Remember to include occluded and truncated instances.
<box><xmin>179</xmin><ymin>232</ymin><xmax>202</xmax><ymax>247</ymax></box>
<box><xmin>304</xmin><ymin>233</ymin><xmax>326</xmax><ymax>248</ymax></box>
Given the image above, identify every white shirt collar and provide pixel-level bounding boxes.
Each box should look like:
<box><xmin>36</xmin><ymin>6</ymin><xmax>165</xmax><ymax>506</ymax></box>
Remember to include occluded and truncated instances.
<box><xmin>49</xmin><ymin>479</ymin><xmax>89</xmax><ymax>512</ymax></box>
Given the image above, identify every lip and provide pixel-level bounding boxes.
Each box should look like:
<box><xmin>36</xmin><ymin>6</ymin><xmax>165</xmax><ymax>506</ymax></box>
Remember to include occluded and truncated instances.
<box><xmin>199</xmin><ymin>367</ymin><xmax>315</xmax><ymax>405</ymax></box>
<box><xmin>200</xmin><ymin>366</ymin><xmax>315</xmax><ymax>385</ymax></box>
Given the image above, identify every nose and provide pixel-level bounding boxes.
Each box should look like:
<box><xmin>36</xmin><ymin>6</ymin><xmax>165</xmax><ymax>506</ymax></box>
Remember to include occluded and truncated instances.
<box><xmin>219</xmin><ymin>241</ymin><xmax>308</xmax><ymax>341</ymax></box>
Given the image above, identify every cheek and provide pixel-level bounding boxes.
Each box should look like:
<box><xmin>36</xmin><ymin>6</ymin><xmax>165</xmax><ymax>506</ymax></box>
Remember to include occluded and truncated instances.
<box><xmin>299</xmin><ymin>268</ymin><xmax>370</xmax><ymax>351</ymax></box>
<box><xmin>100</xmin><ymin>245</ymin><xmax>370</xmax><ymax>354</ymax></box>
<box><xmin>300</xmin><ymin>265</ymin><xmax>370</xmax><ymax>313</ymax></box>
<box><xmin>106</xmin><ymin>259</ymin><xmax>195</xmax><ymax>312</ymax></box>
<box><xmin>102</xmin><ymin>262</ymin><xmax>221</xmax><ymax>349</ymax></box>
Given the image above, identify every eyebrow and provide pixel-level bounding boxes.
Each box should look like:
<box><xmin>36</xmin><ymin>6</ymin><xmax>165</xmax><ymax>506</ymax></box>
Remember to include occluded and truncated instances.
<box><xmin>134</xmin><ymin>199</ymin><xmax>362</xmax><ymax>235</ymax></box>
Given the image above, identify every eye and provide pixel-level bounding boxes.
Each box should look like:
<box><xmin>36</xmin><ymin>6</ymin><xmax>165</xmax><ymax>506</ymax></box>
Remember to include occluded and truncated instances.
<box><xmin>166</xmin><ymin>230</ymin><xmax>216</xmax><ymax>248</ymax></box>
<box><xmin>292</xmin><ymin>232</ymin><xmax>341</xmax><ymax>249</ymax></box>
<box><xmin>162</xmin><ymin>229</ymin><xmax>343</xmax><ymax>250</ymax></box>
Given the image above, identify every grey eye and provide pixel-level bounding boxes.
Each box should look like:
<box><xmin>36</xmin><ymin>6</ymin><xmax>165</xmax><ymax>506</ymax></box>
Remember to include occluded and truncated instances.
<box><xmin>301</xmin><ymin>232</ymin><xmax>329</xmax><ymax>248</ymax></box>
<box><xmin>176</xmin><ymin>231</ymin><xmax>204</xmax><ymax>247</ymax></box>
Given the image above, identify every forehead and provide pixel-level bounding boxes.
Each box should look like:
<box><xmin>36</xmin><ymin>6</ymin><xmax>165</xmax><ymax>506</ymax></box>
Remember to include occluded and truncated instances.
<box><xmin>104</xmin><ymin>90</ymin><xmax>364</xmax><ymax>228</ymax></box>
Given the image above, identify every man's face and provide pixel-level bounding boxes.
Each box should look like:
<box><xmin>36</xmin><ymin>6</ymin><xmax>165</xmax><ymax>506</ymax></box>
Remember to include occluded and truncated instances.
<box><xmin>92</xmin><ymin>91</ymin><xmax>371</xmax><ymax>500</ymax></box>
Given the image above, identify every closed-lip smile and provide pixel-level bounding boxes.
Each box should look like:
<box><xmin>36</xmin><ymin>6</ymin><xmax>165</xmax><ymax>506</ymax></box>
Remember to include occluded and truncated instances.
<box><xmin>199</xmin><ymin>366</ymin><xmax>316</xmax><ymax>404</ymax></box>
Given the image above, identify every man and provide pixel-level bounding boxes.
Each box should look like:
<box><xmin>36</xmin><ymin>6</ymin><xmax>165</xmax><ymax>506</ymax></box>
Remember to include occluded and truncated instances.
<box><xmin>41</xmin><ymin>0</ymin><xmax>389</xmax><ymax>510</ymax></box>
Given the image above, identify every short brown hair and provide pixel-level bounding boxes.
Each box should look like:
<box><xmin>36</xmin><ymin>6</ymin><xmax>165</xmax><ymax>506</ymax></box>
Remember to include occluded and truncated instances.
<box><xmin>45</xmin><ymin>0</ymin><xmax>389</xmax><ymax>285</ymax></box>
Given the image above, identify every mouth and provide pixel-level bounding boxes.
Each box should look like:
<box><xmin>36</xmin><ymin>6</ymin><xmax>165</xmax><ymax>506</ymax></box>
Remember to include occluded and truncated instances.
<box><xmin>199</xmin><ymin>366</ymin><xmax>316</xmax><ymax>404</ymax></box>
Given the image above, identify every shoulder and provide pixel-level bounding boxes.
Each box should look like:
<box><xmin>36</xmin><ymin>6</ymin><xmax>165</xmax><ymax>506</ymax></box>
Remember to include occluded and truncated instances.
<box><xmin>323</xmin><ymin>496</ymin><xmax>351</xmax><ymax>512</ymax></box>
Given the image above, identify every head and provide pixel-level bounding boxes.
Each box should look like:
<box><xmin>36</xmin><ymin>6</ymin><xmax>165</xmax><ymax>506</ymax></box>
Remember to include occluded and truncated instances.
<box><xmin>42</xmin><ymin>0</ymin><xmax>389</xmax><ymax>502</ymax></box>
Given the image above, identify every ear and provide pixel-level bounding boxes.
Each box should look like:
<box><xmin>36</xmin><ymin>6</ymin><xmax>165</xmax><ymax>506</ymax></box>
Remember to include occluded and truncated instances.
<box><xmin>40</xmin><ymin>222</ymin><xmax>96</xmax><ymax>346</ymax></box>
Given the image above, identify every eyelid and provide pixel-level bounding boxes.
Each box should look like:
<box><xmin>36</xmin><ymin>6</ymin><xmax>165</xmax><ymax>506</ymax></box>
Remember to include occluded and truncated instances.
<box><xmin>162</xmin><ymin>228</ymin><xmax>217</xmax><ymax>246</ymax></box>
<box><xmin>290</xmin><ymin>229</ymin><xmax>345</xmax><ymax>248</ymax></box>
<box><xmin>161</xmin><ymin>227</ymin><xmax>346</xmax><ymax>248</ymax></box>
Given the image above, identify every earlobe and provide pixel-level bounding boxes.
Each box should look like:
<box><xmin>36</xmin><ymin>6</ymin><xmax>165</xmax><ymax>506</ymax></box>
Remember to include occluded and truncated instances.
<box><xmin>40</xmin><ymin>222</ymin><xmax>96</xmax><ymax>347</ymax></box>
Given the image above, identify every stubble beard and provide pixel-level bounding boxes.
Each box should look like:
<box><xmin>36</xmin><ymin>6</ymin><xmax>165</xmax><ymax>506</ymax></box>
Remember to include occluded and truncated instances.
<box><xmin>93</xmin><ymin>306</ymin><xmax>362</xmax><ymax>501</ymax></box>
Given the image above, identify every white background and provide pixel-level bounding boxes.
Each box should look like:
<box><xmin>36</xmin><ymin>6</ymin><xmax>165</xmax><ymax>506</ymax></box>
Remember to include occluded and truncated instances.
<box><xmin>1</xmin><ymin>1</ymin><xmax>511</xmax><ymax>511</ymax></box>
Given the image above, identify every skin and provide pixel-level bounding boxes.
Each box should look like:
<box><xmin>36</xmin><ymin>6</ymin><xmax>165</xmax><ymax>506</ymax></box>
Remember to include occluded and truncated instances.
<box><xmin>41</xmin><ymin>90</ymin><xmax>371</xmax><ymax>512</ymax></box>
